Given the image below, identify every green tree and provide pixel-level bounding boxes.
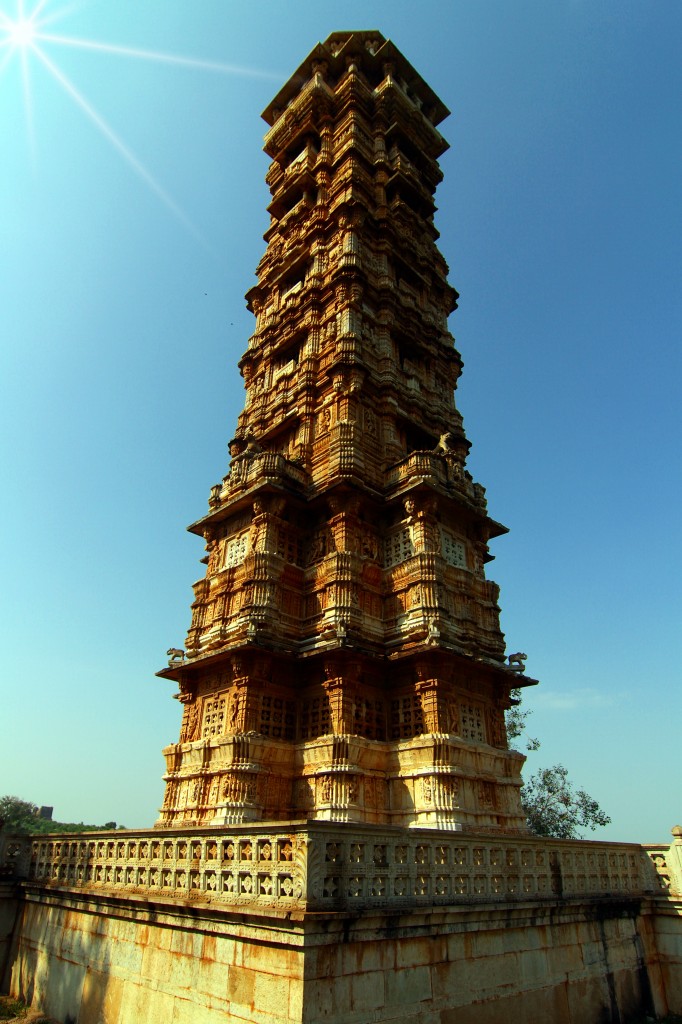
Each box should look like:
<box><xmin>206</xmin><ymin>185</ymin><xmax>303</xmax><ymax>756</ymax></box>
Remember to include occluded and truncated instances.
<box><xmin>507</xmin><ymin>690</ymin><xmax>611</xmax><ymax>839</ymax></box>
<box><xmin>521</xmin><ymin>765</ymin><xmax>611</xmax><ymax>839</ymax></box>
<box><xmin>0</xmin><ymin>796</ymin><xmax>119</xmax><ymax>834</ymax></box>
<box><xmin>0</xmin><ymin>795</ymin><xmax>39</xmax><ymax>833</ymax></box>
<box><xmin>506</xmin><ymin>688</ymin><xmax>540</xmax><ymax>752</ymax></box>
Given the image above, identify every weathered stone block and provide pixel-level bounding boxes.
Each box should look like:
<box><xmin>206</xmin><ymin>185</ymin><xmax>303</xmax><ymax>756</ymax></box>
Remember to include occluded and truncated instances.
<box><xmin>310</xmin><ymin>974</ymin><xmax>354</xmax><ymax>1019</ymax></box>
<box><xmin>545</xmin><ymin>938</ymin><xmax>585</xmax><ymax>977</ymax></box>
<box><xmin>385</xmin><ymin>964</ymin><xmax>432</xmax><ymax>1005</ymax></box>
<box><xmin>350</xmin><ymin>969</ymin><xmax>387</xmax><ymax>1012</ymax></box>
<box><xmin>171</xmin><ymin>996</ymin><xmax>231</xmax><ymax>1024</ymax></box>
<box><xmin>395</xmin><ymin>935</ymin><xmax>446</xmax><ymax>969</ymax></box>
<box><xmin>170</xmin><ymin>926</ymin><xmax>203</xmax><ymax>958</ymax></box>
<box><xmin>341</xmin><ymin>932</ymin><xmax>394</xmax><ymax>974</ymax></box>
<box><xmin>79</xmin><ymin>973</ymin><xmax>126</xmax><ymax>1024</ymax></box>
<box><xmin>123</xmin><ymin>979</ymin><xmax>177</xmax><ymax>1024</ymax></box>
<box><xmin>226</xmin><ymin>963</ymin><xmax>255</xmax><ymax>1010</ymax></box>
<box><xmin>440</xmin><ymin>984</ymin><xmax>570</xmax><ymax>1024</ymax></box>
<box><xmin>254</xmin><ymin>972</ymin><xmax>291</xmax><ymax>1019</ymax></box>
<box><xmin>517</xmin><ymin>946</ymin><xmax>550</xmax><ymax>987</ymax></box>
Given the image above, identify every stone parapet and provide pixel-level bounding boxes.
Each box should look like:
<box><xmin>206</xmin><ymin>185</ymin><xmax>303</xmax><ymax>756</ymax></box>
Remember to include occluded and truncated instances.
<box><xmin>1</xmin><ymin>823</ymin><xmax>672</xmax><ymax>916</ymax></box>
<box><xmin>0</xmin><ymin>832</ymin><xmax>30</xmax><ymax>880</ymax></box>
<box><xmin>212</xmin><ymin>451</ymin><xmax>310</xmax><ymax>510</ymax></box>
<box><xmin>645</xmin><ymin>828</ymin><xmax>682</xmax><ymax>896</ymax></box>
<box><xmin>384</xmin><ymin>451</ymin><xmax>487</xmax><ymax>512</ymax></box>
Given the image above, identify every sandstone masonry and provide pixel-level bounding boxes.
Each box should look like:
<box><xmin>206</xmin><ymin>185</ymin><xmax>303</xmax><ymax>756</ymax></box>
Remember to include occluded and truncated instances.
<box><xmin>157</xmin><ymin>29</ymin><xmax>532</xmax><ymax>834</ymax></box>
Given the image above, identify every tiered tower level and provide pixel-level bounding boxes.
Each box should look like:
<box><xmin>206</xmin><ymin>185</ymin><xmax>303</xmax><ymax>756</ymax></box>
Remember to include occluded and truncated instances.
<box><xmin>158</xmin><ymin>31</ymin><xmax>535</xmax><ymax>832</ymax></box>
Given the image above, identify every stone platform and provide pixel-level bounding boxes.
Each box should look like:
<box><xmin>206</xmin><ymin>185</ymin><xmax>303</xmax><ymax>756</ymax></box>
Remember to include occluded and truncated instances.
<box><xmin>2</xmin><ymin>823</ymin><xmax>682</xmax><ymax>1023</ymax></box>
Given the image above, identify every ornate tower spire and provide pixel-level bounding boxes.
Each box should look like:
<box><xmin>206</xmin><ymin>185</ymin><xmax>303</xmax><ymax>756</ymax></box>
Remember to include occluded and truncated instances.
<box><xmin>157</xmin><ymin>31</ymin><xmax>535</xmax><ymax>832</ymax></box>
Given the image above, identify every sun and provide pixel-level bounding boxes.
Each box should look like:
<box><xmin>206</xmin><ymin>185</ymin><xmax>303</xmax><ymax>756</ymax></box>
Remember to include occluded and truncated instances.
<box><xmin>12</xmin><ymin>18</ymin><xmax>35</xmax><ymax>45</ymax></box>
<box><xmin>0</xmin><ymin>5</ymin><xmax>36</xmax><ymax>49</ymax></box>
<box><xmin>0</xmin><ymin>0</ymin><xmax>279</xmax><ymax>244</ymax></box>
<box><xmin>3</xmin><ymin>14</ymin><xmax>36</xmax><ymax>49</ymax></box>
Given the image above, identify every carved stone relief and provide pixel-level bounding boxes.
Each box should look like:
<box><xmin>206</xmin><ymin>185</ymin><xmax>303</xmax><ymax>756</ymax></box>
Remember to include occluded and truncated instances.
<box><xmin>158</xmin><ymin>31</ymin><xmax>528</xmax><ymax>833</ymax></box>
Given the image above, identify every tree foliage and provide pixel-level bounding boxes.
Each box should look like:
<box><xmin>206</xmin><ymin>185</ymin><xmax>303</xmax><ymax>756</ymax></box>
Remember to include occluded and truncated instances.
<box><xmin>506</xmin><ymin>688</ymin><xmax>540</xmax><ymax>751</ymax></box>
<box><xmin>506</xmin><ymin>691</ymin><xmax>611</xmax><ymax>839</ymax></box>
<box><xmin>521</xmin><ymin>765</ymin><xmax>611</xmax><ymax>839</ymax></box>
<box><xmin>0</xmin><ymin>795</ymin><xmax>118</xmax><ymax>834</ymax></box>
<box><xmin>0</xmin><ymin>796</ymin><xmax>39</xmax><ymax>833</ymax></box>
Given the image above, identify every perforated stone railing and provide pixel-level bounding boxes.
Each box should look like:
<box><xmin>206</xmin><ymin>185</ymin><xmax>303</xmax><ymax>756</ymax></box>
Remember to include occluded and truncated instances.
<box><xmin>310</xmin><ymin>828</ymin><xmax>654</xmax><ymax>908</ymax></box>
<box><xmin>384</xmin><ymin>452</ymin><xmax>448</xmax><ymax>491</ymax></box>
<box><xmin>646</xmin><ymin>846</ymin><xmax>673</xmax><ymax>892</ymax></box>
<box><xmin>644</xmin><ymin>831</ymin><xmax>682</xmax><ymax>896</ymax></box>
<box><xmin>1</xmin><ymin>823</ymin><xmax>675</xmax><ymax>913</ymax></box>
<box><xmin>215</xmin><ymin>452</ymin><xmax>309</xmax><ymax>504</ymax></box>
<box><xmin>0</xmin><ymin>832</ymin><xmax>31</xmax><ymax>880</ymax></box>
<box><xmin>384</xmin><ymin>452</ymin><xmax>487</xmax><ymax>510</ymax></box>
<box><xmin>25</xmin><ymin>828</ymin><xmax>307</xmax><ymax>911</ymax></box>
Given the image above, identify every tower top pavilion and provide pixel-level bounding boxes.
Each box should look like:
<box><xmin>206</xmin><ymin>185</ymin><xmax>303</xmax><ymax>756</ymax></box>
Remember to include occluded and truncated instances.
<box><xmin>157</xmin><ymin>31</ymin><xmax>535</xmax><ymax>832</ymax></box>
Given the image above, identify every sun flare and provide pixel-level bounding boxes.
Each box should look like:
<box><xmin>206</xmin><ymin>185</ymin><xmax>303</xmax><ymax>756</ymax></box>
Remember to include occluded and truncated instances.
<box><xmin>7</xmin><ymin>16</ymin><xmax>36</xmax><ymax>47</ymax></box>
<box><xmin>1</xmin><ymin>0</ymin><xmax>278</xmax><ymax>246</ymax></box>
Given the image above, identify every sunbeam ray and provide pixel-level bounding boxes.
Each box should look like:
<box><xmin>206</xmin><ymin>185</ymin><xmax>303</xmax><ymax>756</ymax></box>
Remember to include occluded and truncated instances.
<box><xmin>0</xmin><ymin>46</ymin><xmax>13</xmax><ymax>73</ymax></box>
<box><xmin>32</xmin><ymin>43</ymin><xmax>211</xmax><ymax>249</ymax></box>
<box><xmin>29</xmin><ymin>0</ymin><xmax>50</xmax><ymax>17</ymax></box>
<box><xmin>34</xmin><ymin>30</ymin><xmax>281</xmax><ymax>79</ymax></box>
<box><xmin>32</xmin><ymin>2</ymin><xmax>89</xmax><ymax>31</ymax></box>
<box><xmin>20</xmin><ymin>37</ymin><xmax>37</xmax><ymax>169</ymax></box>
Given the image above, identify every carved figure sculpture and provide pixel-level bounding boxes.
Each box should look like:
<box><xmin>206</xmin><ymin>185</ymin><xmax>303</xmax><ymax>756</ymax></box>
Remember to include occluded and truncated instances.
<box><xmin>435</xmin><ymin>431</ymin><xmax>458</xmax><ymax>452</ymax></box>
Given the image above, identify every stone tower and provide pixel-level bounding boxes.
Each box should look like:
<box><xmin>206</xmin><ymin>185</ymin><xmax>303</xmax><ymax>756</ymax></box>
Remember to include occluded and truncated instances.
<box><xmin>157</xmin><ymin>31</ymin><xmax>534</xmax><ymax>833</ymax></box>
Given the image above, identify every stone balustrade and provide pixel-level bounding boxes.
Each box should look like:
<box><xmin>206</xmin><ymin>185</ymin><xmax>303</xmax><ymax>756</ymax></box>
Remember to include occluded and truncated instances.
<box><xmin>0</xmin><ymin>832</ymin><xmax>30</xmax><ymax>879</ymax></box>
<box><xmin>21</xmin><ymin>828</ymin><xmax>305</xmax><ymax>912</ymax></box>
<box><xmin>384</xmin><ymin>451</ymin><xmax>447</xmax><ymax>490</ymax></box>
<box><xmin>646</xmin><ymin>845</ymin><xmax>674</xmax><ymax>891</ymax></box>
<box><xmin>2</xmin><ymin>823</ymin><xmax>676</xmax><ymax>915</ymax></box>
<box><xmin>384</xmin><ymin>451</ymin><xmax>486</xmax><ymax>509</ymax></box>
<box><xmin>644</xmin><ymin>831</ymin><xmax>682</xmax><ymax>896</ymax></box>
<box><xmin>311</xmin><ymin>827</ymin><xmax>656</xmax><ymax>907</ymax></box>
<box><xmin>219</xmin><ymin>452</ymin><xmax>309</xmax><ymax>502</ymax></box>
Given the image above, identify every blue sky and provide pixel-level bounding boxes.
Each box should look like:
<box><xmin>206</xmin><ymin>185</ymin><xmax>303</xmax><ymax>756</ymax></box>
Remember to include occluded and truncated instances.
<box><xmin>1</xmin><ymin>1</ymin><xmax>680</xmax><ymax>842</ymax></box>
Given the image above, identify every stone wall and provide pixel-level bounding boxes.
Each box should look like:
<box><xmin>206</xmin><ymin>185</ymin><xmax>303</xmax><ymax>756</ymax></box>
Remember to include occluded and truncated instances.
<box><xmin>299</xmin><ymin>899</ymin><xmax>667</xmax><ymax>1023</ymax></box>
<box><xmin>0</xmin><ymin>881</ymin><xmax>21</xmax><ymax>996</ymax></box>
<box><xmin>2</xmin><ymin>825</ymin><xmax>682</xmax><ymax>1024</ymax></box>
<box><xmin>9</xmin><ymin>887</ymin><xmax>305</xmax><ymax>1024</ymax></box>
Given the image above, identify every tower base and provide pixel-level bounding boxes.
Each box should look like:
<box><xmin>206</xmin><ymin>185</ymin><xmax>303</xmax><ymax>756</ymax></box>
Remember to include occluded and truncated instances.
<box><xmin>4</xmin><ymin>822</ymin><xmax>682</xmax><ymax>1023</ymax></box>
<box><xmin>157</xmin><ymin>731</ymin><xmax>528</xmax><ymax>832</ymax></box>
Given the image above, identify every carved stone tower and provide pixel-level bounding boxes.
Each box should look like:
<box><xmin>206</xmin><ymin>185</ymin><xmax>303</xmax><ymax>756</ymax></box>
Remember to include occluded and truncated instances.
<box><xmin>157</xmin><ymin>31</ymin><xmax>534</xmax><ymax>832</ymax></box>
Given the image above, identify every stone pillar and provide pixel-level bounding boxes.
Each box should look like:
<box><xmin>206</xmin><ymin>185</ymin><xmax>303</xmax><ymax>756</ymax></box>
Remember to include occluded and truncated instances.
<box><xmin>322</xmin><ymin>663</ymin><xmax>345</xmax><ymax>734</ymax></box>
<box><xmin>666</xmin><ymin>826</ymin><xmax>682</xmax><ymax>894</ymax></box>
